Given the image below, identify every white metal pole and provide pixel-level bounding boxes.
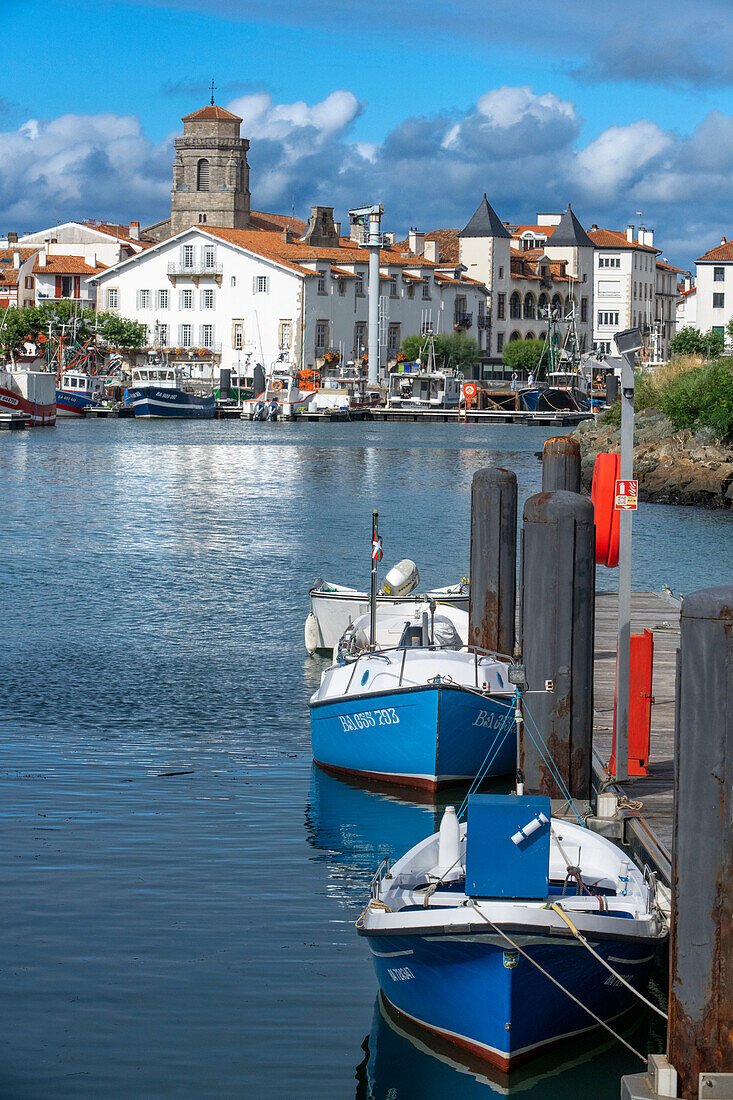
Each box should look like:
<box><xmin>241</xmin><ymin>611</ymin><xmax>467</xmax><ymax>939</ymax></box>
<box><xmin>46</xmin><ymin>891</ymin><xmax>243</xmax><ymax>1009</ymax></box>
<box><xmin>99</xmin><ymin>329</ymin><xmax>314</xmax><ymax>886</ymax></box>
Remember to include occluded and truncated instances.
<box><xmin>368</xmin><ymin>212</ymin><xmax>381</xmax><ymax>386</ymax></box>
<box><xmin>615</xmin><ymin>349</ymin><xmax>635</xmax><ymax>782</ymax></box>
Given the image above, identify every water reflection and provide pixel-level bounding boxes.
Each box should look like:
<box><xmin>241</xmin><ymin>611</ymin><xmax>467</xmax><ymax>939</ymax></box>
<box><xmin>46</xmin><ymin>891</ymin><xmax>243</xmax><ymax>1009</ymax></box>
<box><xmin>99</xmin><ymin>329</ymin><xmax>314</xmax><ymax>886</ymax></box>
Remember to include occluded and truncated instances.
<box><xmin>357</xmin><ymin>992</ymin><xmax>657</xmax><ymax>1100</ymax></box>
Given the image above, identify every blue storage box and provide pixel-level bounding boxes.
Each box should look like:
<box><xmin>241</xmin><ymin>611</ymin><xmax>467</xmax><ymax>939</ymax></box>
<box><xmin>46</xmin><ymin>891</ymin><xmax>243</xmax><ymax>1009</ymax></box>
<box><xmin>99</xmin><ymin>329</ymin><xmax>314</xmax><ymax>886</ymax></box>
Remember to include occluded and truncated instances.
<box><xmin>465</xmin><ymin>794</ymin><xmax>551</xmax><ymax>899</ymax></box>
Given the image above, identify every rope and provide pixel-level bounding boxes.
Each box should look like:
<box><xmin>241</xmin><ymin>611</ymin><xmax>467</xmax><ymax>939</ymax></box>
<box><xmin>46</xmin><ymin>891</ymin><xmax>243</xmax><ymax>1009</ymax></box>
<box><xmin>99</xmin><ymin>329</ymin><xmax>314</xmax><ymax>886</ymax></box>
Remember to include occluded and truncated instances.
<box><xmin>617</xmin><ymin>795</ymin><xmax>644</xmax><ymax>812</ymax></box>
<box><xmin>457</xmin><ymin>699</ymin><xmax>517</xmax><ymax>820</ymax></box>
<box><xmin>355</xmin><ymin>898</ymin><xmax>392</xmax><ymax>929</ymax></box>
<box><xmin>468</xmin><ymin>902</ymin><xmax>648</xmax><ymax>1064</ymax></box>
<box><xmin>521</xmin><ymin>700</ymin><xmax>585</xmax><ymax>825</ymax></box>
<box><xmin>548</xmin><ymin>903</ymin><xmax>667</xmax><ymax>1020</ymax></box>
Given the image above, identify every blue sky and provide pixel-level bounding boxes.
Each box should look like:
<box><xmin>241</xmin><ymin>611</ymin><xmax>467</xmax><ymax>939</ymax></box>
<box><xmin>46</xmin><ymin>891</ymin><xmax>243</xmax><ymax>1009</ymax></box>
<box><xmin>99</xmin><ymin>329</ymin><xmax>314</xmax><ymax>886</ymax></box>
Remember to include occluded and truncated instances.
<box><xmin>2</xmin><ymin>0</ymin><xmax>731</xmax><ymax>266</ymax></box>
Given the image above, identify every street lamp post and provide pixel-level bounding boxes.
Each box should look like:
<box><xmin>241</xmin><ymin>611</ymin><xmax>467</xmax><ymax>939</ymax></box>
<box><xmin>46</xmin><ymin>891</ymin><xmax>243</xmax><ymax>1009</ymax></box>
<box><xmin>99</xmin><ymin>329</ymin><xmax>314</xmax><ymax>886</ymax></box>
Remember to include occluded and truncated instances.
<box><xmin>613</xmin><ymin>326</ymin><xmax>643</xmax><ymax>783</ymax></box>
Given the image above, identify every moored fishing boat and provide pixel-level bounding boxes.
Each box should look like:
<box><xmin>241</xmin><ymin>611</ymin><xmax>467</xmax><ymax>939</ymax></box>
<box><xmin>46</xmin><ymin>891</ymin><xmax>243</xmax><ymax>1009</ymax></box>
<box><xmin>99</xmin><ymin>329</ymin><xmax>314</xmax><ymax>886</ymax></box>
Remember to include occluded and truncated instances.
<box><xmin>309</xmin><ymin>643</ymin><xmax>514</xmax><ymax>790</ymax></box>
<box><xmin>56</xmin><ymin>369</ymin><xmax>105</xmax><ymax>417</ymax></box>
<box><xmin>126</xmin><ymin>362</ymin><xmax>216</xmax><ymax>419</ymax></box>
<box><xmin>0</xmin><ymin>367</ymin><xmax>56</xmax><ymax>426</ymax></box>
<box><xmin>358</xmin><ymin>794</ymin><xmax>666</xmax><ymax>1070</ymax></box>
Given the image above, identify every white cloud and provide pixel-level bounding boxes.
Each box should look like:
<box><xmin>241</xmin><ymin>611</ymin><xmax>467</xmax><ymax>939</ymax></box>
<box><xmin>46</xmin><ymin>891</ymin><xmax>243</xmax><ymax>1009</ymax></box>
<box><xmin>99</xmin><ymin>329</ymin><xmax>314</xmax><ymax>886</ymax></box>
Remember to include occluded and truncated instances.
<box><xmin>0</xmin><ymin>87</ymin><xmax>730</xmax><ymax>268</ymax></box>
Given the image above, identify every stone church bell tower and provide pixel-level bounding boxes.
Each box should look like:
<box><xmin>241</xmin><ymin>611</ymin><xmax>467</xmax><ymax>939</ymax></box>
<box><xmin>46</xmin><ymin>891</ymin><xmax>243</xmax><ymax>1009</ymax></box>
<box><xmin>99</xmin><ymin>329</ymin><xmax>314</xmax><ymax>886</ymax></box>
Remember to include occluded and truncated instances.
<box><xmin>170</xmin><ymin>103</ymin><xmax>251</xmax><ymax>235</ymax></box>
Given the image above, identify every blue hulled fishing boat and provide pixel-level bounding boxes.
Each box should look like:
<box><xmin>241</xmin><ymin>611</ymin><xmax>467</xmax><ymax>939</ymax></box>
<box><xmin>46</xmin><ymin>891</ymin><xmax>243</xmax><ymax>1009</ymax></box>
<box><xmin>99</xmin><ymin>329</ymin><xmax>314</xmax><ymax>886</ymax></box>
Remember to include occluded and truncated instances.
<box><xmin>126</xmin><ymin>362</ymin><xmax>216</xmax><ymax>419</ymax></box>
<box><xmin>309</xmin><ymin>645</ymin><xmax>514</xmax><ymax>791</ymax></box>
<box><xmin>309</xmin><ymin>512</ymin><xmax>514</xmax><ymax>791</ymax></box>
<box><xmin>358</xmin><ymin>794</ymin><xmax>666</xmax><ymax>1071</ymax></box>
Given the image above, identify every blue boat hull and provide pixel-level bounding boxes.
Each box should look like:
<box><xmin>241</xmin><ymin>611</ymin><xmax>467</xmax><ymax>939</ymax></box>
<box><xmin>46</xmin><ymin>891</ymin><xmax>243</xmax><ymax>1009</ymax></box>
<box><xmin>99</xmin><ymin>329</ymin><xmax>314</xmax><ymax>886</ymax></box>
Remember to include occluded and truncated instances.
<box><xmin>127</xmin><ymin>386</ymin><xmax>216</xmax><ymax>419</ymax></box>
<box><xmin>310</xmin><ymin>684</ymin><xmax>514</xmax><ymax>790</ymax></box>
<box><xmin>366</xmin><ymin>927</ymin><xmax>656</xmax><ymax>1070</ymax></box>
<box><xmin>56</xmin><ymin>390</ymin><xmax>102</xmax><ymax>417</ymax></box>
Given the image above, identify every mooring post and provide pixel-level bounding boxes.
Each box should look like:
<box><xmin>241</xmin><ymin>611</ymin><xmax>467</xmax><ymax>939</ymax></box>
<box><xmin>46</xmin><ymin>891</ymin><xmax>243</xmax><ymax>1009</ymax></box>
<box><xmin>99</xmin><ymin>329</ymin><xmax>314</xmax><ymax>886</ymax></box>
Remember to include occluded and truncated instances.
<box><xmin>468</xmin><ymin>468</ymin><xmax>517</xmax><ymax>657</ymax></box>
<box><xmin>667</xmin><ymin>586</ymin><xmax>732</xmax><ymax>1098</ymax></box>
<box><xmin>520</xmin><ymin>490</ymin><xmax>595</xmax><ymax>800</ymax></box>
<box><xmin>541</xmin><ymin>436</ymin><xmax>581</xmax><ymax>494</ymax></box>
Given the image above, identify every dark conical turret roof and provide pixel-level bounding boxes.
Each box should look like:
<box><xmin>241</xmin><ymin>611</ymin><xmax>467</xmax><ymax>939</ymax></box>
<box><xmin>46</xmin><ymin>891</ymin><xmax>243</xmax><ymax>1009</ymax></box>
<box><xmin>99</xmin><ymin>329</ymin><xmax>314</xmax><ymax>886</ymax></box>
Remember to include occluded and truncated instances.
<box><xmin>548</xmin><ymin>204</ymin><xmax>594</xmax><ymax>248</ymax></box>
<box><xmin>458</xmin><ymin>194</ymin><xmax>511</xmax><ymax>239</ymax></box>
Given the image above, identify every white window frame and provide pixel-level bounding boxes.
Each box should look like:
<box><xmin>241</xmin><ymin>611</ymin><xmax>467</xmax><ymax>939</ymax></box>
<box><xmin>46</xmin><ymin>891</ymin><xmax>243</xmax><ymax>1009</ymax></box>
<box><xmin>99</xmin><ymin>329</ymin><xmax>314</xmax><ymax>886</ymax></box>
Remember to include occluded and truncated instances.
<box><xmin>180</xmin><ymin>289</ymin><xmax>193</xmax><ymax>309</ymax></box>
<box><xmin>183</xmin><ymin>245</ymin><xmax>195</xmax><ymax>269</ymax></box>
<box><xmin>156</xmin><ymin>289</ymin><xmax>169</xmax><ymax>309</ymax></box>
<box><xmin>253</xmin><ymin>275</ymin><xmax>269</xmax><ymax>294</ymax></box>
<box><xmin>179</xmin><ymin>324</ymin><xmax>192</xmax><ymax>348</ymax></box>
<box><xmin>107</xmin><ymin>287</ymin><xmax>118</xmax><ymax>309</ymax></box>
<box><xmin>201</xmin><ymin>288</ymin><xmax>214</xmax><ymax>309</ymax></box>
<box><xmin>200</xmin><ymin>324</ymin><xmax>214</xmax><ymax>349</ymax></box>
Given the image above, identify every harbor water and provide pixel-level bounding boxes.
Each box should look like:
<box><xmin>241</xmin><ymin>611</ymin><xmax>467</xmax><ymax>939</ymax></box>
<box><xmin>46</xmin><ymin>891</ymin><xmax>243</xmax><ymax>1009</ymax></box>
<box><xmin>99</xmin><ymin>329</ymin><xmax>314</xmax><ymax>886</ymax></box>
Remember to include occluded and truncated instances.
<box><xmin>1</xmin><ymin>419</ymin><xmax>730</xmax><ymax>1098</ymax></box>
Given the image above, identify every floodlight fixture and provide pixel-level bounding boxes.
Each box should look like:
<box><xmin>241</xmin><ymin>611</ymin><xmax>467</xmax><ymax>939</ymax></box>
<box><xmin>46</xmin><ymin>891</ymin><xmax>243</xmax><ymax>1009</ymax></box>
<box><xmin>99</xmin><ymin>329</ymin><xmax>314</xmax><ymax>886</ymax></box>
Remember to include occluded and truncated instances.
<box><xmin>614</xmin><ymin>327</ymin><xmax>643</xmax><ymax>355</ymax></box>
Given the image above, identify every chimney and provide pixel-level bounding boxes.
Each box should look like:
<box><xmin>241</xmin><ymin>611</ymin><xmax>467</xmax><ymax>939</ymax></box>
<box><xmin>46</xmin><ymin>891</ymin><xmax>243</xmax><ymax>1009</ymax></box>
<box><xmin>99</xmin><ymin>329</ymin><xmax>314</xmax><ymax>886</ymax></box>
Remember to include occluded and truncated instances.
<box><xmin>281</xmin><ymin>226</ymin><xmax>296</xmax><ymax>244</ymax></box>
<box><xmin>303</xmin><ymin>206</ymin><xmax>339</xmax><ymax>248</ymax></box>
<box><xmin>91</xmin><ymin>252</ymin><xmax>97</xmax><ymax>268</ymax></box>
<box><xmin>13</xmin><ymin>250</ymin><xmax>20</xmax><ymax>268</ymax></box>
<box><xmin>591</xmin><ymin>223</ymin><xmax>598</xmax><ymax>231</ymax></box>
<box><xmin>334</xmin><ymin>221</ymin><xmax>341</xmax><ymax>238</ymax></box>
<box><xmin>38</xmin><ymin>249</ymin><xmax>46</xmax><ymax>268</ymax></box>
<box><xmin>7</xmin><ymin>231</ymin><xmax>18</xmax><ymax>245</ymax></box>
<box><xmin>408</xmin><ymin>228</ymin><xmax>425</xmax><ymax>255</ymax></box>
<box><xmin>129</xmin><ymin>221</ymin><xmax>140</xmax><ymax>241</ymax></box>
<box><xmin>626</xmin><ymin>224</ymin><xmax>635</xmax><ymax>242</ymax></box>
<box><xmin>684</xmin><ymin>275</ymin><xmax>692</xmax><ymax>292</ymax></box>
<box><xmin>722</xmin><ymin>236</ymin><xmax>728</xmax><ymax>245</ymax></box>
<box><xmin>424</xmin><ymin>239</ymin><xmax>440</xmax><ymax>263</ymax></box>
<box><xmin>383</xmin><ymin>231</ymin><xmax>396</xmax><ymax>246</ymax></box>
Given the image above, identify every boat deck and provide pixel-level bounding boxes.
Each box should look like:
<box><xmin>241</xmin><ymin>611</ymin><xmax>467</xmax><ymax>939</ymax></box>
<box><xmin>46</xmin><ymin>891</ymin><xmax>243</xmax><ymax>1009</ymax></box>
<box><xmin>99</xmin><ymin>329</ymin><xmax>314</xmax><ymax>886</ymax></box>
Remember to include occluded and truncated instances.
<box><xmin>592</xmin><ymin>590</ymin><xmax>680</xmax><ymax>882</ymax></box>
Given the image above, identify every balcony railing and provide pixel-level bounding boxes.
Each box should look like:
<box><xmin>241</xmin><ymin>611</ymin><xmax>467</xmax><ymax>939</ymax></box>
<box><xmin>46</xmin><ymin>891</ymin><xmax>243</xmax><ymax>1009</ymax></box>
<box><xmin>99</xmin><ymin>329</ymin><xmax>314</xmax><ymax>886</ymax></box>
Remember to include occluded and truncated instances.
<box><xmin>476</xmin><ymin>315</ymin><xmax>489</xmax><ymax>329</ymax></box>
<box><xmin>167</xmin><ymin>262</ymin><xmax>223</xmax><ymax>276</ymax></box>
<box><xmin>168</xmin><ymin>343</ymin><xmax>223</xmax><ymax>356</ymax></box>
<box><xmin>454</xmin><ymin>312</ymin><xmax>473</xmax><ymax>329</ymax></box>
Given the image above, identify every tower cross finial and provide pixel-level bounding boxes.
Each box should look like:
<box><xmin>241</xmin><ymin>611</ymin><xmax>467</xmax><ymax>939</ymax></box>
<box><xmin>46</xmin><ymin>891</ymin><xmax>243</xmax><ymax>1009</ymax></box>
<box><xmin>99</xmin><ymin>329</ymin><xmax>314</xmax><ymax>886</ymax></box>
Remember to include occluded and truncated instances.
<box><xmin>210</xmin><ymin>78</ymin><xmax>215</xmax><ymax>106</ymax></box>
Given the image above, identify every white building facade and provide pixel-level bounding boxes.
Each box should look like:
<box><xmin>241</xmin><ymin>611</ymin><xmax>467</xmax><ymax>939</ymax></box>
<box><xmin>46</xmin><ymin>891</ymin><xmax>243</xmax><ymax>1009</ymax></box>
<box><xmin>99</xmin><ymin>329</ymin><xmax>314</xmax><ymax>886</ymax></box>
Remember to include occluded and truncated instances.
<box><xmin>588</xmin><ymin>226</ymin><xmax>660</xmax><ymax>355</ymax></box>
<box><xmin>693</xmin><ymin>237</ymin><xmax>733</xmax><ymax>348</ymax></box>
<box><xmin>87</xmin><ymin>214</ymin><xmax>488</xmax><ymax>380</ymax></box>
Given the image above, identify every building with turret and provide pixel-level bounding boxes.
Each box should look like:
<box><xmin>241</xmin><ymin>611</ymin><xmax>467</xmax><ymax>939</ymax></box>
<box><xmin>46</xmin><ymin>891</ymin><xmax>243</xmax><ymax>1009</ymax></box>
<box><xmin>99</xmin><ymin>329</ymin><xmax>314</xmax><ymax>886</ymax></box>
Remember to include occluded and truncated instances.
<box><xmin>145</xmin><ymin>103</ymin><xmax>251</xmax><ymax>241</ymax></box>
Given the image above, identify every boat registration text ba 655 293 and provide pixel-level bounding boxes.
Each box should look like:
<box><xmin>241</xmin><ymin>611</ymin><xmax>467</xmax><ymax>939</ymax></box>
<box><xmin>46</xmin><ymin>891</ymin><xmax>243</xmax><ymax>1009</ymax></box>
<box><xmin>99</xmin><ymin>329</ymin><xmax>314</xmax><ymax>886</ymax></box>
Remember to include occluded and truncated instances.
<box><xmin>339</xmin><ymin>708</ymin><xmax>400</xmax><ymax>731</ymax></box>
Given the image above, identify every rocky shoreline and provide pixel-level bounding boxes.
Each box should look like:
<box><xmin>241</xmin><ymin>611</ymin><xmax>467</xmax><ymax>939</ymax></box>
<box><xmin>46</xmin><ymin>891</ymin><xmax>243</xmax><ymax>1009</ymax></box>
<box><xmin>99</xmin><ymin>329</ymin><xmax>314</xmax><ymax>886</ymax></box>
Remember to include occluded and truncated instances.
<box><xmin>571</xmin><ymin>410</ymin><xmax>733</xmax><ymax>509</ymax></box>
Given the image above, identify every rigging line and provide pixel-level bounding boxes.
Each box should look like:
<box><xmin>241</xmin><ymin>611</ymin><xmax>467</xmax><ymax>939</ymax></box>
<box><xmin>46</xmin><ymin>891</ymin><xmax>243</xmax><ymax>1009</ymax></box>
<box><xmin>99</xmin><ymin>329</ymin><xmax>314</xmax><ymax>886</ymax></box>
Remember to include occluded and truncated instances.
<box><xmin>548</xmin><ymin>903</ymin><xmax>668</xmax><ymax>1021</ymax></box>
<box><xmin>468</xmin><ymin>902</ymin><xmax>648</xmax><ymax>1065</ymax></box>
<box><xmin>521</xmin><ymin>701</ymin><xmax>585</xmax><ymax>824</ymax></box>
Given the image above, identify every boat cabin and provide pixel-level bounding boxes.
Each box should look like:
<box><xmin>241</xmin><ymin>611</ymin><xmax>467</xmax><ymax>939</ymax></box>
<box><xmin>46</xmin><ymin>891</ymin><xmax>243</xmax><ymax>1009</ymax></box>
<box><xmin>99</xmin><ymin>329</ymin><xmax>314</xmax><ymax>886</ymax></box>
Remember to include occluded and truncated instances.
<box><xmin>387</xmin><ymin>368</ymin><xmax>462</xmax><ymax>409</ymax></box>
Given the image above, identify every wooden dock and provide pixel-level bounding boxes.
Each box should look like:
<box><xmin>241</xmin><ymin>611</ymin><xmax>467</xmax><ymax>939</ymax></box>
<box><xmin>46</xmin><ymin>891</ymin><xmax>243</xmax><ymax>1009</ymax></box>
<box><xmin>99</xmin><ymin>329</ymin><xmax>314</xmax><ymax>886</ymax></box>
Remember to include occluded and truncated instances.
<box><xmin>368</xmin><ymin>407</ymin><xmax>593</xmax><ymax>426</ymax></box>
<box><xmin>592</xmin><ymin>590</ymin><xmax>680</xmax><ymax>884</ymax></box>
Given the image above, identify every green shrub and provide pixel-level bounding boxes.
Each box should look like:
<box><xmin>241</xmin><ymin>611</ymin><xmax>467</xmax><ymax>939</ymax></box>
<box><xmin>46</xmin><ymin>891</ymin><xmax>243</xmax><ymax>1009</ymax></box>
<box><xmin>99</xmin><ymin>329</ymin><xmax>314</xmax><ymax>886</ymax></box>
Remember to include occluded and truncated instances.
<box><xmin>400</xmin><ymin>331</ymin><xmax>481</xmax><ymax>371</ymax></box>
<box><xmin>661</xmin><ymin>359</ymin><xmax>733</xmax><ymax>438</ymax></box>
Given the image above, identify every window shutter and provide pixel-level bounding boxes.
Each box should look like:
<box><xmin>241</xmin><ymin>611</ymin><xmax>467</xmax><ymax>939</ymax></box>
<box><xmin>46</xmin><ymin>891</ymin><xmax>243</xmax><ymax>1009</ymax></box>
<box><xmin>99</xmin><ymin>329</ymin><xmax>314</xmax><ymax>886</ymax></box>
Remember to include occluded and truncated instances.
<box><xmin>266</xmin><ymin>277</ymin><xmax>270</xmax><ymax>294</ymax></box>
<box><xmin>252</xmin><ymin>276</ymin><xmax>257</xmax><ymax>294</ymax></box>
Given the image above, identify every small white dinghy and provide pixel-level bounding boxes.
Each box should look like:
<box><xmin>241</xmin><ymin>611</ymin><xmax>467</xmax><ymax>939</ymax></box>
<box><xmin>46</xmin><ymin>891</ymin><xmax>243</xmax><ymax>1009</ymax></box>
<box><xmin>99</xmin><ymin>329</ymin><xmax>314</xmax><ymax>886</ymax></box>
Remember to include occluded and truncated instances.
<box><xmin>305</xmin><ymin>559</ymin><xmax>469</xmax><ymax>655</ymax></box>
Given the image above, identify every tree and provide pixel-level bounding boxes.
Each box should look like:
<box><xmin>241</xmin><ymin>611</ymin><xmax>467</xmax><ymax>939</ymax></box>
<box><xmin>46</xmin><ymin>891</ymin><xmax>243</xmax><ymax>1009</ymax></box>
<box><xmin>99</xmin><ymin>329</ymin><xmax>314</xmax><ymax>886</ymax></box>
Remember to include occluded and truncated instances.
<box><xmin>727</xmin><ymin>318</ymin><xmax>733</xmax><ymax>345</ymax></box>
<box><xmin>670</xmin><ymin>327</ymin><xmax>705</xmax><ymax>357</ymax></box>
<box><xmin>400</xmin><ymin>331</ymin><xmax>481</xmax><ymax>371</ymax></box>
<box><xmin>702</xmin><ymin>328</ymin><xmax>725</xmax><ymax>359</ymax></box>
<box><xmin>0</xmin><ymin>306</ymin><xmax>46</xmax><ymax>363</ymax></box>
<box><xmin>502</xmin><ymin>338</ymin><xmax>545</xmax><ymax>374</ymax></box>
<box><xmin>95</xmin><ymin>312</ymin><xmax>148</xmax><ymax>348</ymax></box>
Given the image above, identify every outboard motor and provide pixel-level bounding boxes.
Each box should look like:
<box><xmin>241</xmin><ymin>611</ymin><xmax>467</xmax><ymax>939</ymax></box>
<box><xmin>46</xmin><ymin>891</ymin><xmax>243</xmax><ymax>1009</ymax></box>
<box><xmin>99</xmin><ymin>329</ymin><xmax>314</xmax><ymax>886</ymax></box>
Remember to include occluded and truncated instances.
<box><xmin>266</xmin><ymin>399</ymin><xmax>279</xmax><ymax>421</ymax></box>
<box><xmin>381</xmin><ymin>559</ymin><xmax>420</xmax><ymax>598</ymax></box>
<box><xmin>252</xmin><ymin>400</ymin><xmax>266</xmax><ymax>421</ymax></box>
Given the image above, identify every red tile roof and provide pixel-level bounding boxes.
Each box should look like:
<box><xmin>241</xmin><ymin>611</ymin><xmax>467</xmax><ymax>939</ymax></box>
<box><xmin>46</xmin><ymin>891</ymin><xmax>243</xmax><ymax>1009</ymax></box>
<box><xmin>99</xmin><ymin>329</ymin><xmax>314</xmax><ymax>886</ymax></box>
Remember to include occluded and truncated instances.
<box><xmin>198</xmin><ymin>225</ymin><xmax>439</xmax><ymax>275</ymax></box>
<box><xmin>588</xmin><ymin>228</ymin><xmax>659</xmax><ymax>253</ymax></box>
<box><xmin>657</xmin><ymin>260</ymin><xmax>689</xmax><ymax>274</ymax></box>
<box><xmin>695</xmin><ymin>239</ymin><xmax>733</xmax><ymax>263</ymax></box>
<box><xmin>82</xmin><ymin>221</ymin><xmax>155</xmax><ymax>246</ymax></box>
<box><xmin>249</xmin><ymin>209</ymin><xmax>308</xmax><ymax>235</ymax></box>
<box><xmin>32</xmin><ymin>255</ymin><xmax>107</xmax><ymax>275</ymax></box>
<box><xmin>510</xmin><ymin>224</ymin><xmax>557</xmax><ymax>239</ymax></box>
<box><xmin>182</xmin><ymin>104</ymin><xmax>242</xmax><ymax>122</ymax></box>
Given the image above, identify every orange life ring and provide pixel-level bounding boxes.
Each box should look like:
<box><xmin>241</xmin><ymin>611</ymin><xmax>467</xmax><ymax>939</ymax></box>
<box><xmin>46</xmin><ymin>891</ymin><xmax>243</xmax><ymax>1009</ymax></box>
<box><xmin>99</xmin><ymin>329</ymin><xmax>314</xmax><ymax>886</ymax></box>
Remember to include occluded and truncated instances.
<box><xmin>591</xmin><ymin>452</ymin><xmax>620</xmax><ymax>568</ymax></box>
<box><xmin>463</xmin><ymin>382</ymin><xmax>477</xmax><ymax>398</ymax></box>
<box><xmin>270</xmin><ymin>380</ymin><xmax>283</xmax><ymax>391</ymax></box>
